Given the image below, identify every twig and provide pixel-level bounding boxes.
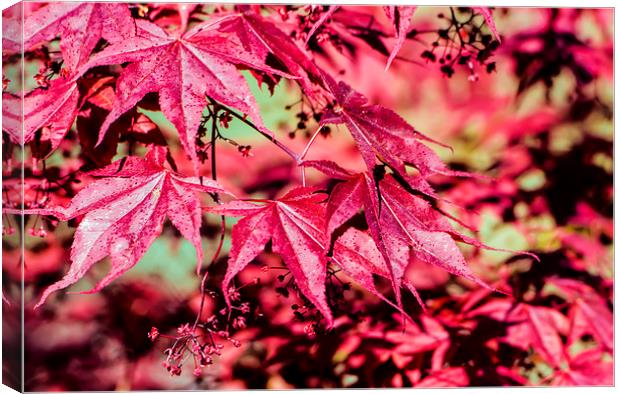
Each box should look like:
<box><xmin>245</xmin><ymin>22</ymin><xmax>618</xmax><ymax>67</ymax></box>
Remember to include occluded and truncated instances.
<box><xmin>207</xmin><ymin>97</ymin><xmax>301</xmax><ymax>164</ymax></box>
<box><xmin>193</xmin><ymin>107</ymin><xmax>227</xmax><ymax>330</ymax></box>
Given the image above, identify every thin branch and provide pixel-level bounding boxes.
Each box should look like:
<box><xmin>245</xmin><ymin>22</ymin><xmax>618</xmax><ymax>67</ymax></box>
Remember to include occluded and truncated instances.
<box><xmin>300</xmin><ymin>126</ymin><xmax>323</xmax><ymax>186</ymax></box>
<box><xmin>206</xmin><ymin>97</ymin><xmax>301</xmax><ymax>164</ymax></box>
<box><xmin>300</xmin><ymin>127</ymin><xmax>322</xmax><ymax>160</ymax></box>
<box><xmin>193</xmin><ymin>107</ymin><xmax>227</xmax><ymax>330</ymax></box>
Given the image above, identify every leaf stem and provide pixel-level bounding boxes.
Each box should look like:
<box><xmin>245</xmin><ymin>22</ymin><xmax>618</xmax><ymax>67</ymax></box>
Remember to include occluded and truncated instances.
<box><xmin>300</xmin><ymin>127</ymin><xmax>322</xmax><ymax>161</ymax></box>
<box><xmin>300</xmin><ymin>126</ymin><xmax>322</xmax><ymax>186</ymax></box>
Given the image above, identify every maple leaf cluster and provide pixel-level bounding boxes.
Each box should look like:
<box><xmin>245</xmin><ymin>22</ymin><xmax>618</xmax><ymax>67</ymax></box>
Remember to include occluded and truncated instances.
<box><xmin>1</xmin><ymin>4</ymin><xmax>612</xmax><ymax>389</ymax></box>
<box><xmin>2</xmin><ymin>2</ymin><xmax>508</xmax><ymax>319</ymax></box>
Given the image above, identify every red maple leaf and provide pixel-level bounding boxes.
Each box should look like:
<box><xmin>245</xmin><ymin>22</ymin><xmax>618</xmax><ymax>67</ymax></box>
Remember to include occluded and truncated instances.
<box><xmin>26</xmin><ymin>76</ymin><xmax>80</xmax><ymax>152</ymax></box>
<box><xmin>24</xmin><ymin>2</ymin><xmax>135</xmax><ymax>72</ymax></box>
<box><xmin>551</xmin><ymin>348</ymin><xmax>613</xmax><ymax>386</ymax></box>
<box><xmin>319</xmin><ymin>73</ymin><xmax>457</xmax><ymax>184</ymax></box>
<box><xmin>544</xmin><ymin>278</ymin><xmax>613</xmax><ymax>351</ymax></box>
<box><xmin>415</xmin><ymin>367</ymin><xmax>469</xmax><ymax>387</ymax></box>
<box><xmin>235</xmin><ymin>12</ymin><xmax>323</xmax><ymax>94</ymax></box>
<box><xmin>210</xmin><ymin>187</ymin><xmax>334</xmax><ymax>325</ymax></box>
<box><xmin>383</xmin><ymin>6</ymin><xmax>417</xmax><ymax>70</ymax></box>
<box><xmin>378</xmin><ymin>314</ymin><xmax>449</xmax><ymax>363</ymax></box>
<box><xmin>8</xmin><ymin>3</ymin><xmax>134</xmax><ymax>152</ymax></box>
<box><xmin>2</xmin><ymin>7</ymin><xmax>22</xmax><ymax>54</ymax></box>
<box><xmin>212</xmin><ymin>186</ymin><xmax>428</xmax><ymax>327</ymax></box>
<box><xmin>81</xmin><ymin>17</ymin><xmax>271</xmax><ymax>173</ymax></box>
<box><xmin>468</xmin><ymin>299</ymin><xmax>569</xmax><ymax>368</ymax></box>
<box><xmin>332</xmin><ymin>227</ymin><xmax>423</xmax><ymax>315</ymax></box>
<box><xmin>4</xmin><ymin>71</ymin><xmax>93</xmax><ymax>154</ymax></box>
<box><xmin>305</xmin><ymin>6</ymin><xmax>340</xmax><ymax>46</ymax></box>
<box><xmin>82</xmin><ymin>12</ymin><xmax>317</xmax><ymax>174</ymax></box>
<box><xmin>306</xmin><ymin>160</ymin><xmax>505</xmax><ymax>310</ymax></box>
<box><xmin>149</xmin><ymin>4</ymin><xmax>199</xmax><ymax>32</ymax></box>
<box><xmin>1</xmin><ymin>92</ymin><xmax>21</xmax><ymax>144</ymax></box>
<box><xmin>25</xmin><ymin>146</ymin><xmax>227</xmax><ymax>308</ymax></box>
<box><xmin>568</xmin><ymin>298</ymin><xmax>613</xmax><ymax>351</ymax></box>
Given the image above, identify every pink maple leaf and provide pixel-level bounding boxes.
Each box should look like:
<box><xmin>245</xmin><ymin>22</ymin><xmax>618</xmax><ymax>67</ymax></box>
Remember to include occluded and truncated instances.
<box><xmin>24</xmin><ymin>2</ymin><xmax>135</xmax><ymax>72</ymax></box>
<box><xmin>26</xmin><ymin>146</ymin><xmax>228</xmax><ymax>308</ymax></box>
<box><xmin>210</xmin><ymin>187</ymin><xmax>334</xmax><ymax>326</ymax></box>
<box><xmin>383</xmin><ymin>6</ymin><xmax>417</xmax><ymax>70</ymax></box>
